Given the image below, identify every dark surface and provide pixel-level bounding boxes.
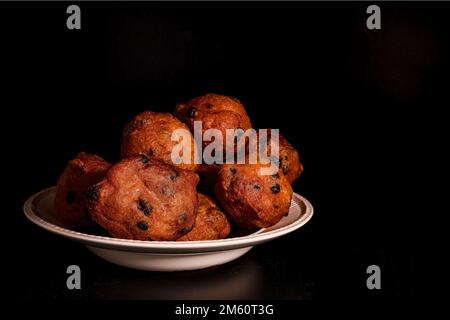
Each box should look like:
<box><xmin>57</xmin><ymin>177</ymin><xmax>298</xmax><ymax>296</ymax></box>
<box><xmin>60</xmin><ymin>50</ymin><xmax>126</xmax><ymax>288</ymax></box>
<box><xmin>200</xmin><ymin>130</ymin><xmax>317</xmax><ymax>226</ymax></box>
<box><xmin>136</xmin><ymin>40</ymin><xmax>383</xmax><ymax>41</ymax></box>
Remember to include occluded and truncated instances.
<box><xmin>15</xmin><ymin>219</ymin><xmax>414</xmax><ymax>300</ymax></box>
<box><xmin>3</xmin><ymin>2</ymin><xmax>447</xmax><ymax>302</ymax></box>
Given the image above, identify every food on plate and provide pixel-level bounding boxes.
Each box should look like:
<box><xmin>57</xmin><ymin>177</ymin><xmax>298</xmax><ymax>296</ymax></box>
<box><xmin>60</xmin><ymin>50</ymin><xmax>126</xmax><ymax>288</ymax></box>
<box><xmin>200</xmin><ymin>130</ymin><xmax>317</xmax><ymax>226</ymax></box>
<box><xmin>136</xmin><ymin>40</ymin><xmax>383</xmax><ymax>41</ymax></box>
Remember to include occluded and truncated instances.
<box><xmin>178</xmin><ymin>192</ymin><xmax>231</xmax><ymax>241</ymax></box>
<box><xmin>86</xmin><ymin>155</ymin><xmax>199</xmax><ymax>241</ymax></box>
<box><xmin>51</xmin><ymin>93</ymin><xmax>304</xmax><ymax>242</ymax></box>
<box><xmin>215</xmin><ymin>163</ymin><xmax>293</xmax><ymax>228</ymax></box>
<box><xmin>174</xmin><ymin>93</ymin><xmax>252</xmax><ymax>152</ymax></box>
<box><xmin>54</xmin><ymin>152</ymin><xmax>111</xmax><ymax>228</ymax></box>
<box><xmin>121</xmin><ymin>111</ymin><xmax>198</xmax><ymax>171</ymax></box>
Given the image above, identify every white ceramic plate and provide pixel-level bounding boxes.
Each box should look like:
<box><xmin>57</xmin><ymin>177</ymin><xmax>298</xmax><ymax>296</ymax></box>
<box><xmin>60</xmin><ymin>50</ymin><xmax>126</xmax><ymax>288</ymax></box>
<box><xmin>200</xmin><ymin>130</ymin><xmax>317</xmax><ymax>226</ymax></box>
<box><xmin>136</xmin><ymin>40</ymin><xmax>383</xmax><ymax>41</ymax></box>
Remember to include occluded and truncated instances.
<box><xmin>23</xmin><ymin>187</ymin><xmax>313</xmax><ymax>271</ymax></box>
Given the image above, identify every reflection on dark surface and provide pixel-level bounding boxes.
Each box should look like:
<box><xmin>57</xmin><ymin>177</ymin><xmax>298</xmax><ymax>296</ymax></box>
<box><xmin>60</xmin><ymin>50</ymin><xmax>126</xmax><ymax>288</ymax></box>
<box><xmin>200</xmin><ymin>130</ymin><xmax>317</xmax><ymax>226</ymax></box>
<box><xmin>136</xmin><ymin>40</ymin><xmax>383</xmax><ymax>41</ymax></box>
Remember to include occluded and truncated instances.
<box><xmin>91</xmin><ymin>254</ymin><xmax>264</xmax><ymax>300</ymax></box>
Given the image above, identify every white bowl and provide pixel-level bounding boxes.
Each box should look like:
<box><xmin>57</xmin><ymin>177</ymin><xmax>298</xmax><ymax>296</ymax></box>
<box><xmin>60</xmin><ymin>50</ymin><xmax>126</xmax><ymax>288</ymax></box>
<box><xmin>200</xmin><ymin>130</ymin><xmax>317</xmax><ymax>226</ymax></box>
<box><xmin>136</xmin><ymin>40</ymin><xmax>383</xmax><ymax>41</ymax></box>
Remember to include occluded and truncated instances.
<box><xmin>23</xmin><ymin>187</ymin><xmax>313</xmax><ymax>271</ymax></box>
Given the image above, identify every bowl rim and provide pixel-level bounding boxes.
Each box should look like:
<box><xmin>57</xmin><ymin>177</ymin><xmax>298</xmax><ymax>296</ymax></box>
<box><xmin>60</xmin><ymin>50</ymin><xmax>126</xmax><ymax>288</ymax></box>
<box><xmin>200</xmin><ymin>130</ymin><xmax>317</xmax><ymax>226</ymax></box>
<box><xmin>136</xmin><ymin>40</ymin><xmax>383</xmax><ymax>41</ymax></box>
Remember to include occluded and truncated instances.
<box><xmin>23</xmin><ymin>186</ymin><xmax>313</xmax><ymax>252</ymax></box>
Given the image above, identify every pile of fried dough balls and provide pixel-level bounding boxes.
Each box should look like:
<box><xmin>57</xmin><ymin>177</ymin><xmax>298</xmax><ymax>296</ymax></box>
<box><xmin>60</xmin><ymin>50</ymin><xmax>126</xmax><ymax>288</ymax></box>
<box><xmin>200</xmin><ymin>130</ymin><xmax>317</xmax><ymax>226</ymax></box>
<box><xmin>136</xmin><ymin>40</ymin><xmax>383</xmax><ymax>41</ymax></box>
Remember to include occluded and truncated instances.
<box><xmin>54</xmin><ymin>94</ymin><xmax>303</xmax><ymax>241</ymax></box>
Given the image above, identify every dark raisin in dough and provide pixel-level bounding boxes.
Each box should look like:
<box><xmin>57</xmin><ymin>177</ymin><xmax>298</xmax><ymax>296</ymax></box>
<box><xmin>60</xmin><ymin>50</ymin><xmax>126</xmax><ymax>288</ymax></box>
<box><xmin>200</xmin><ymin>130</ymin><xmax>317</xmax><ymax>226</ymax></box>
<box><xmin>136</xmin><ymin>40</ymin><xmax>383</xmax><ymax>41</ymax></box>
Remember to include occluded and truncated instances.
<box><xmin>187</xmin><ymin>107</ymin><xmax>197</xmax><ymax>118</ymax></box>
<box><xmin>271</xmin><ymin>184</ymin><xmax>281</xmax><ymax>194</ymax></box>
<box><xmin>137</xmin><ymin>220</ymin><xmax>149</xmax><ymax>231</ymax></box>
<box><xmin>137</xmin><ymin>199</ymin><xmax>153</xmax><ymax>216</ymax></box>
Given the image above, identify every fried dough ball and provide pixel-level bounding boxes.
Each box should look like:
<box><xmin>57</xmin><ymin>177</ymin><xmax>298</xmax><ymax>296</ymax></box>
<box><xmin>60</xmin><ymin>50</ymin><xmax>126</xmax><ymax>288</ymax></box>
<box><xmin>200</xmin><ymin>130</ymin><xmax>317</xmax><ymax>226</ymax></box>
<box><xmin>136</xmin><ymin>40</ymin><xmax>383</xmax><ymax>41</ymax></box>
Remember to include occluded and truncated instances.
<box><xmin>174</xmin><ymin>93</ymin><xmax>252</xmax><ymax>152</ymax></box>
<box><xmin>177</xmin><ymin>193</ymin><xmax>231</xmax><ymax>241</ymax></box>
<box><xmin>86</xmin><ymin>155</ymin><xmax>199</xmax><ymax>241</ymax></box>
<box><xmin>54</xmin><ymin>152</ymin><xmax>111</xmax><ymax>228</ymax></box>
<box><xmin>215</xmin><ymin>163</ymin><xmax>293</xmax><ymax>228</ymax></box>
<box><xmin>175</xmin><ymin>94</ymin><xmax>252</xmax><ymax>191</ymax></box>
<box><xmin>121</xmin><ymin>111</ymin><xmax>198</xmax><ymax>171</ymax></box>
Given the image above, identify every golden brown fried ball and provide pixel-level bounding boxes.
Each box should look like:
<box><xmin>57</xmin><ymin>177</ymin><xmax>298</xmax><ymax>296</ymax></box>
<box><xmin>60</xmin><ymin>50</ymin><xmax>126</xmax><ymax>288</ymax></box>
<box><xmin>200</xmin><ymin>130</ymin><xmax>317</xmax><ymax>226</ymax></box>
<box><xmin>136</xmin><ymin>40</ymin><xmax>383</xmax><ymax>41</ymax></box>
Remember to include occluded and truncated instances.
<box><xmin>54</xmin><ymin>152</ymin><xmax>111</xmax><ymax>228</ymax></box>
<box><xmin>175</xmin><ymin>93</ymin><xmax>252</xmax><ymax>191</ymax></box>
<box><xmin>215</xmin><ymin>163</ymin><xmax>293</xmax><ymax>228</ymax></box>
<box><xmin>86</xmin><ymin>155</ymin><xmax>199</xmax><ymax>241</ymax></box>
<box><xmin>121</xmin><ymin>111</ymin><xmax>198</xmax><ymax>171</ymax></box>
<box><xmin>174</xmin><ymin>93</ymin><xmax>252</xmax><ymax>152</ymax></box>
<box><xmin>177</xmin><ymin>193</ymin><xmax>231</xmax><ymax>241</ymax></box>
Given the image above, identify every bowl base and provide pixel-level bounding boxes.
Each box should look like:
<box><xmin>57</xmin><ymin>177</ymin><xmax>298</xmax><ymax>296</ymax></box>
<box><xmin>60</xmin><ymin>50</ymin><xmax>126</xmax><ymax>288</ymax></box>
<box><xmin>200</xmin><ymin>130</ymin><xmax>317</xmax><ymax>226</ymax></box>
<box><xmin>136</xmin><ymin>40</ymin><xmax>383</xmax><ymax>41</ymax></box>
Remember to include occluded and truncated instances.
<box><xmin>86</xmin><ymin>245</ymin><xmax>253</xmax><ymax>271</ymax></box>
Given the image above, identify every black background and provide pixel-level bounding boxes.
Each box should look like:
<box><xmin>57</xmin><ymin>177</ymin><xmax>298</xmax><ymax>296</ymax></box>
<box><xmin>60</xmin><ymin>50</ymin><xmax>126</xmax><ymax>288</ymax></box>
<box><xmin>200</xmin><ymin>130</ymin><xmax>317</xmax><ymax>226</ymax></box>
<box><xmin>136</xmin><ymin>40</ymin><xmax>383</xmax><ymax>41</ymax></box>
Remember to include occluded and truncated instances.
<box><xmin>3</xmin><ymin>1</ymin><xmax>447</xmax><ymax>303</ymax></box>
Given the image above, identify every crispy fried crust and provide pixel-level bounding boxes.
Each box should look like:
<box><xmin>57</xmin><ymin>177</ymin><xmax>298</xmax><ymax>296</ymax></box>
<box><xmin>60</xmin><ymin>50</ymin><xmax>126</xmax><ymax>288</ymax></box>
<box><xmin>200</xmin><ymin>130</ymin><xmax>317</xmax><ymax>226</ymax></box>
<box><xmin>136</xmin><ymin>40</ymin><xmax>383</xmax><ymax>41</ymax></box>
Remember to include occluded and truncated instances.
<box><xmin>86</xmin><ymin>155</ymin><xmax>199</xmax><ymax>241</ymax></box>
<box><xmin>177</xmin><ymin>193</ymin><xmax>231</xmax><ymax>241</ymax></box>
<box><xmin>54</xmin><ymin>152</ymin><xmax>111</xmax><ymax>228</ymax></box>
<box><xmin>121</xmin><ymin>111</ymin><xmax>198</xmax><ymax>171</ymax></box>
<box><xmin>174</xmin><ymin>93</ymin><xmax>252</xmax><ymax>152</ymax></box>
<box><xmin>215</xmin><ymin>163</ymin><xmax>293</xmax><ymax>228</ymax></box>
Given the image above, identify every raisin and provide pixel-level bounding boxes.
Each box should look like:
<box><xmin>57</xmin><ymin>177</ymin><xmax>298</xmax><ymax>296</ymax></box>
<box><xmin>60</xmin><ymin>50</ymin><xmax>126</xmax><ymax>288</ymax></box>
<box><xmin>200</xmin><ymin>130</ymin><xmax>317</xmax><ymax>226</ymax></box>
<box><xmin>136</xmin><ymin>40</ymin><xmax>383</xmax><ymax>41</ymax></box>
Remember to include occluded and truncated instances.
<box><xmin>273</xmin><ymin>172</ymin><xmax>280</xmax><ymax>179</ymax></box>
<box><xmin>282</xmin><ymin>165</ymin><xmax>289</xmax><ymax>175</ymax></box>
<box><xmin>284</xmin><ymin>212</ymin><xmax>289</xmax><ymax>217</ymax></box>
<box><xmin>137</xmin><ymin>199</ymin><xmax>153</xmax><ymax>216</ymax></box>
<box><xmin>65</xmin><ymin>190</ymin><xmax>76</xmax><ymax>205</ymax></box>
<box><xmin>137</xmin><ymin>220</ymin><xmax>148</xmax><ymax>231</ymax></box>
<box><xmin>139</xmin><ymin>153</ymin><xmax>149</xmax><ymax>164</ymax></box>
<box><xmin>170</xmin><ymin>169</ymin><xmax>179</xmax><ymax>181</ymax></box>
<box><xmin>178</xmin><ymin>225</ymin><xmax>193</xmax><ymax>235</ymax></box>
<box><xmin>271</xmin><ymin>184</ymin><xmax>281</xmax><ymax>194</ymax></box>
<box><xmin>124</xmin><ymin>119</ymin><xmax>146</xmax><ymax>136</ymax></box>
<box><xmin>253</xmin><ymin>184</ymin><xmax>261</xmax><ymax>190</ymax></box>
<box><xmin>187</xmin><ymin>107</ymin><xmax>197</xmax><ymax>118</ymax></box>
<box><xmin>178</xmin><ymin>212</ymin><xmax>188</xmax><ymax>224</ymax></box>
<box><xmin>230</xmin><ymin>168</ymin><xmax>237</xmax><ymax>175</ymax></box>
<box><xmin>86</xmin><ymin>185</ymin><xmax>99</xmax><ymax>201</ymax></box>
